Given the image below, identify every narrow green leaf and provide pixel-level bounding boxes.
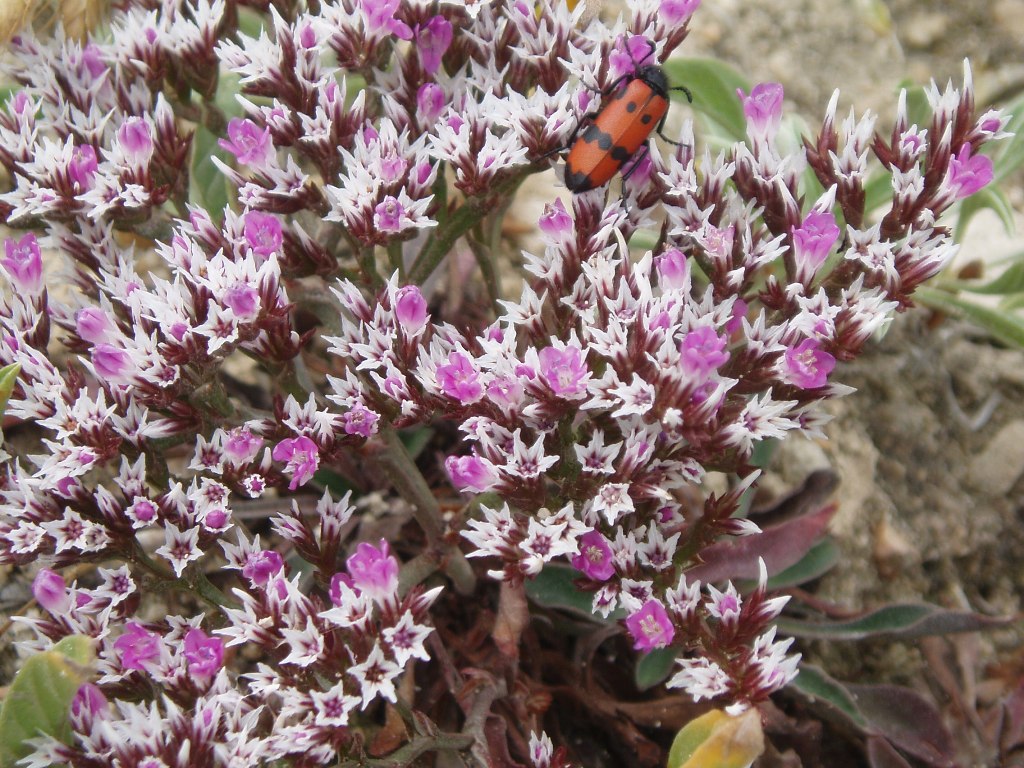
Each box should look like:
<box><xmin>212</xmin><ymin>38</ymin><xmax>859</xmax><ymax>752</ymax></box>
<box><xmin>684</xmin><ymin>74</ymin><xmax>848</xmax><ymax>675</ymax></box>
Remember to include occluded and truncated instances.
<box><xmin>190</xmin><ymin>124</ymin><xmax>231</xmax><ymax>220</ymax></box>
<box><xmin>635</xmin><ymin>647</ymin><xmax>676</xmax><ymax>691</ymax></box>
<box><xmin>0</xmin><ymin>362</ymin><xmax>20</xmax><ymax>415</ymax></box>
<box><xmin>915</xmin><ymin>286</ymin><xmax>1024</xmax><ymax>348</ymax></box>
<box><xmin>778</xmin><ymin>602</ymin><xmax>1009</xmax><ymax>641</ymax></box>
<box><xmin>992</xmin><ymin>94</ymin><xmax>1024</xmax><ymax>184</ymax></box>
<box><xmin>948</xmin><ymin>256</ymin><xmax>1024</xmax><ymax>295</ymax></box>
<box><xmin>525</xmin><ymin>564</ymin><xmax>617</xmax><ymax>620</ymax></box>
<box><xmin>0</xmin><ymin>636</ymin><xmax>94</xmax><ymax>768</ymax></box>
<box><xmin>766</xmin><ymin>538</ymin><xmax>839</xmax><ymax>589</ymax></box>
<box><xmin>790</xmin><ymin>664</ymin><xmax>868</xmax><ymax>729</ymax></box>
<box><xmin>661</xmin><ymin>58</ymin><xmax>750</xmax><ymax>141</ymax></box>
<box><xmin>863</xmin><ymin>171</ymin><xmax>893</xmax><ymax>214</ymax></box>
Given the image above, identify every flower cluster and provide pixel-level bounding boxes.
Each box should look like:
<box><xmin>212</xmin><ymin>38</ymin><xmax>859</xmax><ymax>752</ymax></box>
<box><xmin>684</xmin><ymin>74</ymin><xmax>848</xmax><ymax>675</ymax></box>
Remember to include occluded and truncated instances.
<box><xmin>0</xmin><ymin>0</ymin><xmax>1006</xmax><ymax>764</ymax></box>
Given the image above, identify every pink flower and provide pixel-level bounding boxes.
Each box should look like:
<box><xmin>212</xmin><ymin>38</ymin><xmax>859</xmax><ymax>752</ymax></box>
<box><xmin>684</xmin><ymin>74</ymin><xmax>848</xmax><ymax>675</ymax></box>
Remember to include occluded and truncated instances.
<box><xmin>183</xmin><ymin>628</ymin><xmax>224</xmax><ymax>676</ymax></box>
<box><xmin>660</xmin><ymin>0</ymin><xmax>701</xmax><ymax>25</ymax></box>
<box><xmin>92</xmin><ymin>344</ymin><xmax>132</xmax><ymax>382</ymax></box>
<box><xmin>679</xmin><ymin>327</ymin><xmax>729</xmax><ymax>383</ymax></box>
<box><xmin>70</xmin><ymin>683</ymin><xmax>109</xmax><ymax>726</ymax></box>
<box><xmin>346</xmin><ymin>539</ymin><xmax>399</xmax><ymax>603</ymax></box>
<box><xmin>538</xmin><ymin>344</ymin><xmax>589</xmax><ymax>398</ymax></box>
<box><xmin>117</xmin><ymin>117</ymin><xmax>153</xmax><ymax>168</ymax></box>
<box><xmin>32</xmin><ymin>568</ymin><xmax>70</xmax><ymax>613</ymax></box>
<box><xmin>782</xmin><ymin>338</ymin><xmax>835</xmax><ymax>389</ymax></box>
<box><xmin>374</xmin><ymin>196</ymin><xmax>405</xmax><ymax>233</ymax></box>
<box><xmin>342</xmin><ymin>404</ymin><xmax>379</xmax><ymax>437</ymax></box>
<box><xmin>223</xmin><ymin>426</ymin><xmax>262</xmax><ymax>464</ymax></box>
<box><xmin>76</xmin><ymin>307</ymin><xmax>114</xmax><ymax>343</ymax></box>
<box><xmin>792</xmin><ymin>210</ymin><xmax>840</xmax><ymax>282</ymax></box>
<box><xmin>113</xmin><ymin>622</ymin><xmax>161</xmax><ymax>671</ymax></box>
<box><xmin>609</xmin><ymin>35</ymin><xmax>654</xmax><ymax>80</ymax></box>
<box><xmin>538</xmin><ymin>198</ymin><xmax>573</xmax><ymax>243</ymax></box>
<box><xmin>437</xmin><ymin>351</ymin><xmax>484</xmax><ymax>403</ymax></box>
<box><xmin>243</xmin><ymin>211</ymin><xmax>283</xmax><ymax>257</ymax></box>
<box><xmin>655</xmin><ymin>248</ymin><xmax>690</xmax><ymax>291</ymax></box>
<box><xmin>69</xmin><ymin>144</ymin><xmax>98</xmax><ymax>190</ymax></box>
<box><xmin>363</xmin><ymin>0</ymin><xmax>413</xmax><ymax>39</ymax></box>
<box><xmin>222</xmin><ymin>282</ymin><xmax>261</xmax><ymax>321</ymax></box>
<box><xmin>242</xmin><ymin>550</ymin><xmax>284</xmax><ymax>587</ymax></box>
<box><xmin>737</xmin><ymin>82</ymin><xmax>784</xmax><ymax>141</ymax></box>
<box><xmin>273</xmin><ymin>436</ymin><xmax>320</xmax><ymax>490</ymax></box>
<box><xmin>415</xmin><ymin>15</ymin><xmax>453</xmax><ymax>75</ymax></box>
<box><xmin>446</xmin><ymin>453</ymin><xmax>498</xmax><ymax>493</ymax></box>
<box><xmin>394</xmin><ymin>285</ymin><xmax>428</xmax><ymax>336</ymax></box>
<box><xmin>218</xmin><ymin>118</ymin><xmax>273</xmax><ymax>167</ymax></box>
<box><xmin>625</xmin><ymin>599</ymin><xmax>675</xmax><ymax>651</ymax></box>
<box><xmin>571</xmin><ymin>530</ymin><xmax>615</xmax><ymax>581</ymax></box>
<box><xmin>2</xmin><ymin>232</ymin><xmax>43</xmax><ymax>294</ymax></box>
<box><xmin>946</xmin><ymin>143</ymin><xmax>993</xmax><ymax>200</ymax></box>
<box><xmin>417</xmin><ymin>83</ymin><xmax>446</xmax><ymax>125</ymax></box>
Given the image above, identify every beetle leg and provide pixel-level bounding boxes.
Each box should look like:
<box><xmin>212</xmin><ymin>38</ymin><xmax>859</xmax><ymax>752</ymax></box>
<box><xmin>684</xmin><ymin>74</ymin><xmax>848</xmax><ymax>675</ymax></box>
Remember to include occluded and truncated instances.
<box><xmin>655</xmin><ymin>112</ymin><xmax>690</xmax><ymax>148</ymax></box>
<box><xmin>620</xmin><ymin>143</ymin><xmax>651</xmax><ymax>182</ymax></box>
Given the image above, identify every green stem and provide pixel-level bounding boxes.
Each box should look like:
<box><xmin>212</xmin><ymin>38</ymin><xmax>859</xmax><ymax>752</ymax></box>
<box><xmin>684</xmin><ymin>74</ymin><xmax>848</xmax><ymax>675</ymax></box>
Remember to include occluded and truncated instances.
<box><xmin>466</xmin><ymin>235</ymin><xmax>501</xmax><ymax>312</ymax></box>
<box><xmin>375</xmin><ymin>427</ymin><xmax>476</xmax><ymax>595</ymax></box>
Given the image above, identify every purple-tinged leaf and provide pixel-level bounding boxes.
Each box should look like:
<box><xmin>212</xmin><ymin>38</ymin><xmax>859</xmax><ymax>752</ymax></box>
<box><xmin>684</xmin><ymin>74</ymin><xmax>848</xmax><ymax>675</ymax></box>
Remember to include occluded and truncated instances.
<box><xmin>686</xmin><ymin>503</ymin><xmax>837</xmax><ymax>584</ymax></box>
<box><xmin>867</xmin><ymin>735</ymin><xmax>914</xmax><ymax>768</ymax></box>
<box><xmin>778</xmin><ymin>603</ymin><xmax>1010</xmax><ymax>641</ymax></box>
<box><xmin>848</xmin><ymin>684</ymin><xmax>956</xmax><ymax>768</ymax></box>
<box><xmin>766</xmin><ymin>538</ymin><xmax>839</xmax><ymax>589</ymax></box>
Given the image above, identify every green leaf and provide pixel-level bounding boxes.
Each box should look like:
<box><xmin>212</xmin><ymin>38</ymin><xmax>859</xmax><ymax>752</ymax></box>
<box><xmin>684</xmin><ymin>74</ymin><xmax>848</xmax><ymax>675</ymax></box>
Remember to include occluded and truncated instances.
<box><xmin>778</xmin><ymin>602</ymin><xmax>1009</xmax><ymax>641</ymax></box>
<box><xmin>954</xmin><ymin>185</ymin><xmax>1016</xmax><ymax>241</ymax></box>
<box><xmin>525</xmin><ymin>564</ymin><xmax>617</xmax><ymax>620</ymax></box>
<box><xmin>662</xmin><ymin>58</ymin><xmax>750</xmax><ymax>141</ymax></box>
<box><xmin>915</xmin><ymin>286</ymin><xmax>1024</xmax><ymax>348</ymax></box>
<box><xmin>992</xmin><ymin>94</ymin><xmax>1024</xmax><ymax>184</ymax></box>
<box><xmin>190</xmin><ymin>124</ymin><xmax>232</xmax><ymax>220</ymax></box>
<box><xmin>0</xmin><ymin>635</ymin><xmax>94</xmax><ymax>768</ymax></box>
<box><xmin>948</xmin><ymin>255</ymin><xmax>1024</xmax><ymax>295</ymax></box>
<box><xmin>634</xmin><ymin>647</ymin><xmax>676</xmax><ymax>691</ymax></box>
<box><xmin>766</xmin><ymin>538</ymin><xmax>840</xmax><ymax>589</ymax></box>
<box><xmin>863</xmin><ymin>171</ymin><xmax>893</xmax><ymax>214</ymax></box>
<box><xmin>790</xmin><ymin>663</ymin><xmax>868</xmax><ymax>728</ymax></box>
<box><xmin>399</xmin><ymin>427</ymin><xmax>434</xmax><ymax>461</ymax></box>
<box><xmin>0</xmin><ymin>363</ymin><xmax>20</xmax><ymax>415</ymax></box>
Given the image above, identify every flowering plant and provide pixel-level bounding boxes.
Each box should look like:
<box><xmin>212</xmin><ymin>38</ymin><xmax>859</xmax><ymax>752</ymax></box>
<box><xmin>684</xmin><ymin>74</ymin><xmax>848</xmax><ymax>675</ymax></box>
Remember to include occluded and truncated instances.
<box><xmin>0</xmin><ymin>0</ymin><xmax>1009</xmax><ymax>766</ymax></box>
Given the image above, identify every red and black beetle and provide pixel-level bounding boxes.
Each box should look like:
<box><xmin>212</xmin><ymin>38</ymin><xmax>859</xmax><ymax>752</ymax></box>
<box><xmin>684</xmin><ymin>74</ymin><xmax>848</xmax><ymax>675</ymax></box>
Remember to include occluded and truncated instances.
<box><xmin>560</xmin><ymin>39</ymin><xmax>692</xmax><ymax>192</ymax></box>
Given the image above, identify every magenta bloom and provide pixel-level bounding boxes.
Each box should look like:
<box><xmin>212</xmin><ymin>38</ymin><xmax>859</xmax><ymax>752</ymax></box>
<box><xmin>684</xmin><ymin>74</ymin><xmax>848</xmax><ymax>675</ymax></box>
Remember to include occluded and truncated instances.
<box><xmin>679</xmin><ymin>327</ymin><xmax>729</xmax><ymax>383</ymax></box>
<box><xmin>538</xmin><ymin>198</ymin><xmax>572</xmax><ymax>242</ymax></box>
<box><xmin>224</xmin><ymin>426</ymin><xmax>262</xmax><ymax>464</ymax></box>
<box><xmin>538</xmin><ymin>344</ymin><xmax>589</xmax><ymax>398</ymax></box>
<box><xmin>92</xmin><ymin>344</ymin><xmax>132</xmax><ymax>381</ymax></box>
<box><xmin>363</xmin><ymin>0</ymin><xmax>413</xmax><ymax>39</ymax></box>
<box><xmin>374</xmin><ymin>196</ymin><xmax>405</xmax><ymax>233</ymax></box>
<box><xmin>69</xmin><ymin>144</ymin><xmax>98</xmax><ymax>189</ymax></box>
<box><xmin>243</xmin><ymin>211</ymin><xmax>283</xmax><ymax>257</ymax></box>
<box><xmin>416</xmin><ymin>83</ymin><xmax>446</xmax><ymax>125</ymax></box>
<box><xmin>738</xmin><ymin>82</ymin><xmax>784</xmax><ymax>140</ymax></box>
<box><xmin>415</xmin><ymin>15</ymin><xmax>453</xmax><ymax>75</ymax></box>
<box><xmin>76</xmin><ymin>307</ymin><xmax>114</xmax><ymax>344</ymax></box>
<box><xmin>32</xmin><ymin>568</ymin><xmax>70</xmax><ymax>614</ymax></box>
<box><xmin>113</xmin><ymin>622</ymin><xmax>161</xmax><ymax>671</ymax></box>
<box><xmin>222</xmin><ymin>282</ymin><xmax>261</xmax><ymax>321</ymax></box>
<box><xmin>609</xmin><ymin>35</ymin><xmax>653</xmax><ymax>80</ymax></box>
<box><xmin>183</xmin><ymin>628</ymin><xmax>224</xmax><ymax>676</ymax></box>
<box><xmin>656</xmin><ymin>248</ymin><xmax>690</xmax><ymax>291</ymax></box>
<box><xmin>117</xmin><ymin>117</ymin><xmax>153</xmax><ymax>167</ymax></box>
<box><xmin>342</xmin><ymin>404</ymin><xmax>379</xmax><ymax>437</ymax></box>
<box><xmin>946</xmin><ymin>143</ymin><xmax>993</xmax><ymax>200</ymax></box>
<box><xmin>346</xmin><ymin>539</ymin><xmax>399</xmax><ymax>603</ymax></box>
<box><xmin>625</xmin><ymin>599</ymin><xmax>675</xmax><ymax>651</ymax></box>
<box><xmin>437</xmin><ymin>351</ymin><xmax>484</xmax><ymax>403</ymax></box>
<box><xmin>394</xmin><ymin>285</ymin><xmax>428</xmax><ymax>335</ymax></box>
<box><xmin>2</xmin><ymin>232</ymin><xmax>43</xmax><ymax>294</ymax></box>
<box><xmin>446</xmin><ymin>453</ymin><xmax>498</xmax><ymax>493</ymax></box>
<box><xmin>660</xmin><ymin>0</ymin><xmax>701</xmax><ymax>25</ymax></box>
<box><xmin>70</xmin><ymin>683</ymin><xmax>109</xmax><ymax>726</ymax></box>
<box><xmin>273</xmin><ymin>436</ymin><xmax>320</xmax><ymax>490</ymax></box>
<box><xmin>242</xmin><ymin>550</ymin><xmax>284</xmax><ymax>587</ymax></box>
<box><xmin>792</xmin><ymin>210</ymin><xmax>840</xmax><ymax>280</ymax></box>
<box><xmin>571</xmin><ymin>530</ymin><xmax>615</xmax><ymax>581</ymax></box>
<box><xmin>782</xmin><ymin>338</ymin><xmax>836</xmax><ymax>389</ymax></box>
<box><xmin>218</xmin><ymin>118</ymin><xmax>273</xmax><ymax>167</ymax></box>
